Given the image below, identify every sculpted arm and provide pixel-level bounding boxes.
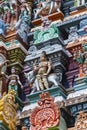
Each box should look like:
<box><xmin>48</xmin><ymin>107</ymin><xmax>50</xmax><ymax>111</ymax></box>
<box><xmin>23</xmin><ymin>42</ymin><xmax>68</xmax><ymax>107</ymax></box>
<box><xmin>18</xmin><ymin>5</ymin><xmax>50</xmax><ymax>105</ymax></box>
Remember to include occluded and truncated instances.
<box><xmin>0</xmin><ymin>60</ymin><xmax>9</xmax><ymax>68</ymax></box>
<box><xmin>17</xmin><ymin>75</ymin><xmax>23</xmax><ymax>89</ymax></box>
<box><xmin>46</xmin><ymin>61</ymin><xmax>52</xmax><ymax>75</ymax></box>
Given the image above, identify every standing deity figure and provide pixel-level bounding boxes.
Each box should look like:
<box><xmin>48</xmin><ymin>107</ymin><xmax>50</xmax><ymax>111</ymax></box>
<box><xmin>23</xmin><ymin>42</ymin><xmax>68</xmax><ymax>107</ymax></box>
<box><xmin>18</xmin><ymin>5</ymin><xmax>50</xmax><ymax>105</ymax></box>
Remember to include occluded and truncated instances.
<box><xmin>2</xmin><ymin>2</ymin><xmax>12</xmax><ymax>24</ymax></box>
<box><xmin>5</xmin><ymin>67</ymin><xmax>23</xmax><ymax>96</ymax></box>
<box><xmin>0</xmin><ymin>60</ymin><xmax>9</xmax><ymax>97</ymax></box>
<box><xmin>19</xmin><ymin>2</ymin><xmax>30</xmax><ymax>20</ymax></box>
<box><xmin>15</xmin><ymin>2</ymin><xmax>31</xmax><ymax>43</ymax></box>
<box><xmin>68</xmin><ymin>27</ymin><xmax>79</xmax><ymax>43</ymax></box>
<box><xmin>0</xmin><ymin>19</ymin><xmax>6</xmax><ymax>35</ymax></box>
<box><xmin>34</xmin><ymin>51</ymin><xmax>52</xmax><ymax>90</ymax></box>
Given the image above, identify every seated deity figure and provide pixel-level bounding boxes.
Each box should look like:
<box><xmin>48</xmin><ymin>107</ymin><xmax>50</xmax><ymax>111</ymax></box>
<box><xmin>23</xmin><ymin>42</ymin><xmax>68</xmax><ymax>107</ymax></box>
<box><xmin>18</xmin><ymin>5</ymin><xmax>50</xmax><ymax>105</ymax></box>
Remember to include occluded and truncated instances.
<box><xmin>33</xmin><ymin>51</ymin><xmax>52</xmax><ymax>90</ymax></box>
<box><xmin>34</xmin><ymin>0</ymin><xmax>62</xmax><ymax>19</ymax></box>
<box><xmin>5</xmin><ymin>67</ymin><xmax>23</xmax><ymax>96</ymax></box>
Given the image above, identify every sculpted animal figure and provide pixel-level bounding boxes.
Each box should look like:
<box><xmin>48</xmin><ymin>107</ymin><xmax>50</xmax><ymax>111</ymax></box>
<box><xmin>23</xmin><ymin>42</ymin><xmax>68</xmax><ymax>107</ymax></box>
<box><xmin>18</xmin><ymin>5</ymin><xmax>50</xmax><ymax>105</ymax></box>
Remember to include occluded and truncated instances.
<box><xmin>25</xmin><ymin>70</ymin><xmax>62</xmax><ymax>94</ymax></box>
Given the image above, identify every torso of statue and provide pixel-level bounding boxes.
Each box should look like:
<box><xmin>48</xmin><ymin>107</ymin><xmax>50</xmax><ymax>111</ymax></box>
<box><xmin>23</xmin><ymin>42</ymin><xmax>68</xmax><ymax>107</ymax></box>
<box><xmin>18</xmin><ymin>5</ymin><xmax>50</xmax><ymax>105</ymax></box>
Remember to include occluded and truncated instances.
<box><xmin>38</xmin><ymin>61</ymin><xmax>49</xmax><ymax>75</ymax></box>
<box><xmin>9</xmin><ymin>74</ymin><xmax>18</xmax><ymax>86</ymax></box>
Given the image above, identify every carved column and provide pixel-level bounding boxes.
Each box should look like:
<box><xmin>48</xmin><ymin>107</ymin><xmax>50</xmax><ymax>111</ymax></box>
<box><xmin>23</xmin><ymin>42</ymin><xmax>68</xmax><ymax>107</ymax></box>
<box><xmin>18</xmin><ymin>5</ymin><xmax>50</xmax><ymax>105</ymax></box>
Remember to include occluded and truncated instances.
<box><xmin>0</xmin><ymin>43</ymin><xmax>8</xmax><ymax>96</ymax></box>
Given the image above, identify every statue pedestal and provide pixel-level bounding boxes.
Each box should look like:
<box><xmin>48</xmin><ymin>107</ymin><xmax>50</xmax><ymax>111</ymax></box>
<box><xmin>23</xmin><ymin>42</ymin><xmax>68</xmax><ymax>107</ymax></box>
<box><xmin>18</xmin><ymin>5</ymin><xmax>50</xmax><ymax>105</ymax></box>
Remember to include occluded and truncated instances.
<box><xmin>74</xmin><ymin>77</ymin><xmax>87</xmax><ymax>91</ymax></box>
<box><xmin>26</xmin><ymin>85</ymin><xmax>67</xmax><ymax>103</ymax></box>
<box><xmin>32</xmin><ymin>12</ymin><xmax>64</xmax><ymax>26</ymax></box>
<box><xmin>70</xmin><ymin>5</ymin><xmax>87</xmax><ymax>16</ymax></box>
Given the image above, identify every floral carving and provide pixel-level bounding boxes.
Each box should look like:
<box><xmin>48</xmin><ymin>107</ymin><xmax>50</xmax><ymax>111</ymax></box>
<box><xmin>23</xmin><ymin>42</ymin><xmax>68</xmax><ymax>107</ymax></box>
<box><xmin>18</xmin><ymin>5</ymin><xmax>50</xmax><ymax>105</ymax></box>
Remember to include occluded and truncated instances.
<box><xmin>75</xmin><ymin>111</ymin><xmax>87</xmax><ymax>130</ymax></box>
<box><xmin>30</xmin><ymin>92</ymin><xmax>60</xmax><ymax>130</ymax></box>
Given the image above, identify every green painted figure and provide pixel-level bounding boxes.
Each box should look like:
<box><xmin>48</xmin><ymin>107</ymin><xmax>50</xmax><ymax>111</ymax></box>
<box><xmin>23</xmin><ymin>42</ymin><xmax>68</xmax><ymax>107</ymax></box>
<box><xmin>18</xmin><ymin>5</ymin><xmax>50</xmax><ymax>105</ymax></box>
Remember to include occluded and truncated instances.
<box><xmin>5</xmin><ymin>67</ymin><xmax>23</xmax><ymax>96</ymax></box>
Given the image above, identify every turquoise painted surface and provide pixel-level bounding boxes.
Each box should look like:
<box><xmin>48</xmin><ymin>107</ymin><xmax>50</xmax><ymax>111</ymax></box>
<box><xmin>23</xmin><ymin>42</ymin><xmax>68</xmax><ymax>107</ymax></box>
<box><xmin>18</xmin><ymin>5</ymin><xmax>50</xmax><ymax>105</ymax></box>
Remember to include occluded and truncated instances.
<box><xmin>34</xmin><ymin>24</ymin><xmax>59</xmax><ymax>44</ymax></box>
<box><xmin>27</xmin><ymin>86</ymin><xmax>67</xmax><ymax>103</ymax></box>
<box><xmin>59</xmin><ymin>117</ymin><xmax>67</xmax><ymax>130</ymax></box>
<box><xmin>48</xmin><ymin>117</ymin><xmax>67</xmax><ymax>130</ymax></box>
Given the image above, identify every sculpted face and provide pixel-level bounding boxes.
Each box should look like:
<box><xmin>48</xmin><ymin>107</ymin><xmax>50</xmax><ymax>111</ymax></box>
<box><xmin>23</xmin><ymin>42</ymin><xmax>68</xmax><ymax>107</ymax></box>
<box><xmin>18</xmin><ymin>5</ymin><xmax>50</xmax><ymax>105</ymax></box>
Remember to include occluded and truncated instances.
<box><xmin>11</xmin><ymin>68</ymin><xmax>16</xmax><ymax>74</ymax></box>
<box><xmin>40</xmin><ymin>52</ymin><xmax>47</xmax><ymax>62</ymax></box>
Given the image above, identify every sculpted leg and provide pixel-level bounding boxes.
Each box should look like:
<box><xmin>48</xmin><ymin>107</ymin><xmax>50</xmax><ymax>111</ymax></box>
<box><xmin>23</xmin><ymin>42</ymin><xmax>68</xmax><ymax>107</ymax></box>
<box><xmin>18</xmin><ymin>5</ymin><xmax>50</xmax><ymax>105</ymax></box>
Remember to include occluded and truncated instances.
<box><xmin>37</xmin><ymin>75</ymin><xmax>44</xmax><ymax>90</ymax></box>
<box><xmin>43</xmin><ymin>76</ymin><xmax>49</xmax><ymax>89</ymax></box>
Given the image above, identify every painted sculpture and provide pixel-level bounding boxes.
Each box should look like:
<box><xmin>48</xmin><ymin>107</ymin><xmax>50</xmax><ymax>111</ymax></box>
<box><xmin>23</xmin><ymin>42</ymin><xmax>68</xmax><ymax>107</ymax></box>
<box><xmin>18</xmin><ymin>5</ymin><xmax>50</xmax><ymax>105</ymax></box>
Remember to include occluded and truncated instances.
<box><xmin>67</xmin><ymin>27</ymin><xmax>79</xmax><ymax>43</ymax></box>
<box><xmin>0</xmin><ymin>59</ymin><xmax>9</xmax><ymax>97</ymax></box>
<box><xmin>0</xmin><ymin>0</ymin><xmax>19</xmax><ymax>24</ymax></box>
<box><xmin>33</xmin><ymin>0</ymin><xmax>62</xmax><ymax>19</ymax></box>
<box><xmin>0</xmin><ymin>90</ymin><xmax>18</xmax><ymax>130</ymax></box>
<box><xmin>25</xmin><ymin>51</ymin><xmax>61</xmax><ymax>93</ymax></box>
<box><xmin>34</xmin><ymin>51</ymin><xmax>52</xmax><ymax>90</ymax></box>
<box><xmin>75</xmin><ymin>111</ymin><xmax>87</xmax><ymax>130</ymax></box>
<box><xmin>30</xmin><ymin>92</ymin><xmax>60</xmax><ymax>130</ymax></box>
<box><xmin>74</xmin><ymin>0</ymin><xmax>85</xmax><ymax>7</ymax></box>
<box><xmin>5</xmin><ymin>67</ymin><xmax>23</xmax><ymax>96</ymax></box>
<box><xmin>73</xmin><ymin>42</ymin><xmax>87</xmax><ymax>76</ymax></box>
<box><xmin>34</xmin><ymin>18</ymin><xmax>59</xmax><ymax>44</ymax></box>
<box><xmin>15</xmin><ymin>2</ymin><xmax>31</xmax><ymax>43</ymax></box>
<box><xmin>0</xmin><ymin>19</ymin><xmax>6</xmax><ymax>35</ymax></box>
<box><xmin>0</xmin><ymin>60</ymin><xmax>9</xmax><ymax>76</ymax></box>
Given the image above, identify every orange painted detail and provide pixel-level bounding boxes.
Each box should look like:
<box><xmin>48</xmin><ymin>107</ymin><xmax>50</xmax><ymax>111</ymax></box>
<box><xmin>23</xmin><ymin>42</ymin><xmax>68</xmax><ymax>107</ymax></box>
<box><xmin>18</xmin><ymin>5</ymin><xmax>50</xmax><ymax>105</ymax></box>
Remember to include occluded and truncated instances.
<box><xmin>30</xmin><ymin>92</ymin><xmax>61</xmax><ymax>130</ymax></box>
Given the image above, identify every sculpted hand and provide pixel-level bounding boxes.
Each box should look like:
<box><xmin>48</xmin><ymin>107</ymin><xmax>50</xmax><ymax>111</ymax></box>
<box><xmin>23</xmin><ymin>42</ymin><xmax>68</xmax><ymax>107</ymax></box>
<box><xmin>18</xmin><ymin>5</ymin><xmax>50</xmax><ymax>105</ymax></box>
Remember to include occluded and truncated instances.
<box><xmin>21</xmin><ymin>85</ymin><xmax>23</xmax><ymax>89</ymax></box>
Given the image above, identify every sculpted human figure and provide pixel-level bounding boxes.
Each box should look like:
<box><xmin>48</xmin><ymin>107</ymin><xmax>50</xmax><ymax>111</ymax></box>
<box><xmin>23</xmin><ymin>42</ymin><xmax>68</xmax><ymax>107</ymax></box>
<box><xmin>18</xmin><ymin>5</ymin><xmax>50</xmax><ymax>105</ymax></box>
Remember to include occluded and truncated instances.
<box><xmin>0</xmin><ymin>60</ymin><xmax>9</xmax><ymax>75</ymax></box>
<box><xmin>34</xmin><ymin>0</ymin><xmax>62</xmax><ymax>19</ymax></box>
<box><xmin>5</xmin><ymin>67</ymin><xmax>23</xmax><ymax>96</ymax></box>
<box><xmin>33</xmin><ymin>51</ymin><xmax>52</xmax><ymax>90</ymax></box>
<box><xmin>15</xmin><ymin>2</ymin><xmax>31</xmax><ymax>43</ymax></box>
<box><xmin>2</xmin><ymin>2</ymin><xmax>11</xmax><ymax>24</ymax></box>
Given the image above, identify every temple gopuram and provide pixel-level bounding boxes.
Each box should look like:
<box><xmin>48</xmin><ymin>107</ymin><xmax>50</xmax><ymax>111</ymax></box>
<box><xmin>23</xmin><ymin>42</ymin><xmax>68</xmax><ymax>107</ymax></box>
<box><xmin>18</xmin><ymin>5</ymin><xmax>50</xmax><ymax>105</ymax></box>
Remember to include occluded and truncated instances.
<box><xmin>0</xmin><ymin>0</ymin><xmax>87</xmax><ymax>130</ymax></box>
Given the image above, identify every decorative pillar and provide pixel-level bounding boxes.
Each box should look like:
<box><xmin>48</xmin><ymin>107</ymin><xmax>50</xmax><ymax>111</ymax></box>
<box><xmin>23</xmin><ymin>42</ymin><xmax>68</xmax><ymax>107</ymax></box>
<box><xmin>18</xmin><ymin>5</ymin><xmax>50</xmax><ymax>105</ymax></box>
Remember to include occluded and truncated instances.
<box><xmin>0</xmin><ymin>42</ymin><xmax>8</xmax><ymax>96</ymax></box>
<box><xmin>5</xmin><ymin>39</ymin><xmax>28</xmax><ymax>73</ymax></box>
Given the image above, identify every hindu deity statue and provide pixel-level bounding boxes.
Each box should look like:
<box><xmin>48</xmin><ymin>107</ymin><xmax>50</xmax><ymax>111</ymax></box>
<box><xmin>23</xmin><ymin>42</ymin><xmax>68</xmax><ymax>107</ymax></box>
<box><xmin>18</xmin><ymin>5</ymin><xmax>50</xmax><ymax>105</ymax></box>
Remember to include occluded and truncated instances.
<box><xmin>25</xmin><ymin>51</ymin><xmax>61</xmax><ymax>93</ymax></box>
<box><xmin>15</xmin><ymin>2</ymin><xmax>31</xmax><ymax>43</ymax></box>
<box><xmin>33</xmin><ymin>51</ymin><xmax>52</xmax><ymax>90</ymax></box>
<box><xmin>74</xmin><ymin>0</ymin><xmax>85</xmax><ymax>7</ymax></box>
<box><xmin>5</xmin><ymin>67</ymin><xmax>23</xmax><ymax>96</ymax></box>
<box><xmin>0</xmin><ymin>0</ymin><xmax>19</xmax><ymax>27</ymax></box>
<box><xmin>19</xmin><ymin>2</ymin><xmax>30</xmax><ymax>20</ymax></box>
<box><xmin>2</xmin><ymin>1</ymin><xmax>12</xmax><ymax>24</ymax></box>
<box><xmin>68</xmin><ymin>27</ymin><xmax>79</xmax><ymax>43</ymax></box>
<box><xmin>0</xmin><ymin>90</ymin><xmax>18</xmax><ymax>130</ymax></box>
<box><xmin>33</xmin><ymin>0</ymin><xmax>62</xmax><ymax>19</ymax></box>
<box><xmin>0</xmin><ymin>19</ymin><xmax>6</xmax><ymax>35</ymax></box>
<box><xmin>73</xmin><ymin>42</ymin><xmax>87</xmax><ymax>77</ymax></box>
<box><xmin>0</xmin><ymin>60</ymin><xmax>9</xmax><ymax>97</ymax></box>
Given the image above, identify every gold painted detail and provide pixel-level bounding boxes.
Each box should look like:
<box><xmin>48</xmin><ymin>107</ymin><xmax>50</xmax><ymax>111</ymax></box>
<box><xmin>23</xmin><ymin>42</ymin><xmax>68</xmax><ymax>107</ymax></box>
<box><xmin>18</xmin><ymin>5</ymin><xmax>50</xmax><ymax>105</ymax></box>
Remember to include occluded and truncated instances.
<box><xmin>0</xmin><ymin>90</ymin><xmax>18</xmax><ymax>130</ymax></box>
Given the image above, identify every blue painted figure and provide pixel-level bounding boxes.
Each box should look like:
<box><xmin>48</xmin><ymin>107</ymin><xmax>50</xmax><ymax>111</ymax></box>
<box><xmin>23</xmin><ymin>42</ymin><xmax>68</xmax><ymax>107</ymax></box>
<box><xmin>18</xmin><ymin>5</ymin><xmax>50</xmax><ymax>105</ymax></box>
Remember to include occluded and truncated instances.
<box><xmin>0</xmin><ymin>19</ymin><xmax>6</xmax><ymax>35</ymax></box>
